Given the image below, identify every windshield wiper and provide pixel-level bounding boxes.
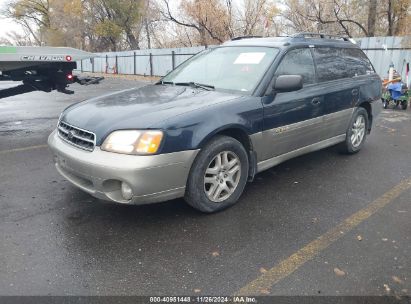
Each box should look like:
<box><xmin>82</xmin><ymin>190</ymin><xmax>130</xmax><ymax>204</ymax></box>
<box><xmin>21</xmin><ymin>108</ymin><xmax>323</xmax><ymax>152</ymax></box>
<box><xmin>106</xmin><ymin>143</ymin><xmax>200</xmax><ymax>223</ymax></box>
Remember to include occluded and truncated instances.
<box><xmin>174</xmin><ymin>82</ymin><xmax>215</xmax><ymax>91</ymax></box>
<box><xmin>160</xmin><ymin>81</ymin><xmax>174</xmax><ymax>85</ymax></box>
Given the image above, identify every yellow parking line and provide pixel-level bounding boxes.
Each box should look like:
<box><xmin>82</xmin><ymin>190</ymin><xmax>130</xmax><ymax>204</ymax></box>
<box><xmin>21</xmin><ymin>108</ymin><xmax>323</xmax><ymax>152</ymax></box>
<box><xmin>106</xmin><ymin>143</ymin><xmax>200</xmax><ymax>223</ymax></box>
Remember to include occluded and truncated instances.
<box><xmin>0</xmin><ymin>144</ymin><xmax>48</xmax><ymax>155</ymax></box>
<box><xmin>236</xmin><ymin>177</ymin><xmax>411</xmax><ymax>295</ymax></box>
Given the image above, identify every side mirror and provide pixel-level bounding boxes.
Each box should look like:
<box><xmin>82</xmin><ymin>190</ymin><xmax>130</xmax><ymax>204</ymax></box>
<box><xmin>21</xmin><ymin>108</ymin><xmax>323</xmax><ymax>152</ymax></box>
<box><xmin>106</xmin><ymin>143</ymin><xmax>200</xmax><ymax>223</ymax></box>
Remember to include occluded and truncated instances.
<box><xmin>274</xmin><ymin>75</ymin><xmax>303</xmax><ymax>92</ymax></box>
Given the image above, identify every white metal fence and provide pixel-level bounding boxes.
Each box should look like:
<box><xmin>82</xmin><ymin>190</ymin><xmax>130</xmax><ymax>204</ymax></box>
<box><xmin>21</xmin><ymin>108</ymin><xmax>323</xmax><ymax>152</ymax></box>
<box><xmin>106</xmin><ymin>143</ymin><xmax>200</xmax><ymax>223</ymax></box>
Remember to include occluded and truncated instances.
<box><xmin>358</xmin><ymin>36</ymin><xmax>411</xmax><ymax>81</ymax></box>
<box><xmin>77</xmin><ymin>46</ymin><xmax>207</xmax><ymax>77</ymax></box>
<box><xmin>76</xmin><ymin>36</ymin><xmax>411</xmax><ymax>80</ymax></box>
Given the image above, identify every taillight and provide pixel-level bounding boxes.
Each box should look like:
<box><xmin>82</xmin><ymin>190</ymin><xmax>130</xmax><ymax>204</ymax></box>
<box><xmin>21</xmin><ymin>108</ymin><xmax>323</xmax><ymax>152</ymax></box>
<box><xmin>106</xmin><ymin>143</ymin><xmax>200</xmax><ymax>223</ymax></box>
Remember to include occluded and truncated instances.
<box><xmin>67</xmin><ymin>74</ymin><xmax>74</xmax><ymax>81</ymax></box>
<box><xmin>66</xmin><ymin>55</ymin><xmax>72</xmax><ymax>61</ymax></box>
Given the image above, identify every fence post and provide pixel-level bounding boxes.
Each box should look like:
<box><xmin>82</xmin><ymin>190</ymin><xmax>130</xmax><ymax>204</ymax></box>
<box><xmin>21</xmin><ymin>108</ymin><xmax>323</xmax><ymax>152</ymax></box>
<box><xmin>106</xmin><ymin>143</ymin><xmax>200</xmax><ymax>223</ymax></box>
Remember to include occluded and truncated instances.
<box><xmin>172</xmin><ymin>51</ymin><xmax>175</xmax><ymax>70</ymax></box>
<box><xmin>105</xmin><ymin>55</ymin><xmax>108</xmax><ymax>74</ymax></box>
<box><xmin>115</xmin><ymin>55</ymin><xmax>118</xmax><ymax>74</ymax></box>
<box><xmin>149</xmin><ymin>53</ymin><xmax>153</xmax><ymax>77</ymax></box>
<box><xmin>91</xmin><ymin>58</ymin><xmax>94</xmax><ymax>73</ymax></box>
<box><xmin>133</xmin><ymin>52</ymin><xmax>136</xmax><ymax>75</ymax></box>
<box><xmin>80</xmin><ymin>59</ymin><xmax>83</xmax><ymax>73</ymax></box>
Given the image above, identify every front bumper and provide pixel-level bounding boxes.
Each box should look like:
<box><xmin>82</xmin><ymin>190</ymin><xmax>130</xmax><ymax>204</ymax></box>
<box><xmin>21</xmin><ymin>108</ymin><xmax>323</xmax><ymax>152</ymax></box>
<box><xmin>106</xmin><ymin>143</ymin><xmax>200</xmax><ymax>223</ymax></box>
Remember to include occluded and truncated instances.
<box><xmin>48</xmin><ymin>130</ymin><xmax>199</xmax><ymax>204</ymax></box>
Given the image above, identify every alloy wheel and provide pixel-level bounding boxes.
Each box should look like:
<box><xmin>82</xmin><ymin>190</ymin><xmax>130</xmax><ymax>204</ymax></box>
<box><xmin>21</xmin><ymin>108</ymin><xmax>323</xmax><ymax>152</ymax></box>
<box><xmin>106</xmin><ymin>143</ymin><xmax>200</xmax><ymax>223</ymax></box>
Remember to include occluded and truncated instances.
<box><xmin>204</xmin><ymin>151</ymin><xmax>241</xmax><ymax>203</ymax></box>
<box><xmin>351</xmin><ymin>114</ymin><xmax>366</xmax><ymax>148</ymax></box>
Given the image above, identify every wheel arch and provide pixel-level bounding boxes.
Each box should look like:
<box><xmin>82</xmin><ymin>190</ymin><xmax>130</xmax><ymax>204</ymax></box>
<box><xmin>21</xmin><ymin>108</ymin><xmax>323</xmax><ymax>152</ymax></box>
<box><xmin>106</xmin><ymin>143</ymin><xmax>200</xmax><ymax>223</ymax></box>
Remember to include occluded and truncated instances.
<box><xmin>198</xmin><ymin>125</ymin><xmax>257</xmax><ymax>181</ymax></box>
<box><xmin>358</xmin><ymin>101</ymin><xmax>372</xmax><ymax>132</ymax></box>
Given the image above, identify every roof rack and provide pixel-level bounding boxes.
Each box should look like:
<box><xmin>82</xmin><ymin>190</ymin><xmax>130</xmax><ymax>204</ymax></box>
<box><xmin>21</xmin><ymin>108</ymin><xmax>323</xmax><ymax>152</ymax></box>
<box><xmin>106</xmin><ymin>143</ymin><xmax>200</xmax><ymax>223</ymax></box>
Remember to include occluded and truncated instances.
<box><xmin>291</xmin><ymin>32</ymin><xmax>350</xmax><ymax>41</ymax></box>
<box><xmin>231</xmin><ymin>35</ymin><xmax>263</xmax><ymax>41</ymax></box>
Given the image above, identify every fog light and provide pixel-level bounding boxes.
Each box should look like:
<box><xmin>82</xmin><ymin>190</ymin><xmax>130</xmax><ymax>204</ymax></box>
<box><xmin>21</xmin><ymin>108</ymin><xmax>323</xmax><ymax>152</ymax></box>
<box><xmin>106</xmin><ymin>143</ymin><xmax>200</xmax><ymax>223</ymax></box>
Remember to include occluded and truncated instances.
<box><xmin>121</xmin><ymin>182</ymin><xmax>133</xmax><ymax>200</ymax></box>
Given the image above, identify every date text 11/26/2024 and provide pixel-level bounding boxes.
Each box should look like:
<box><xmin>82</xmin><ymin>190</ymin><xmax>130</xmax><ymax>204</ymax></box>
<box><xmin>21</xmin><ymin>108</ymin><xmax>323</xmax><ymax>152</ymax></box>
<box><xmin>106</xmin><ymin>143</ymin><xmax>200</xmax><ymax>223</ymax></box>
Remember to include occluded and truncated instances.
<box><xmin>149</xmin><ymin>296</ymin><xmax>257</xmax><ymax>303</ymax></box>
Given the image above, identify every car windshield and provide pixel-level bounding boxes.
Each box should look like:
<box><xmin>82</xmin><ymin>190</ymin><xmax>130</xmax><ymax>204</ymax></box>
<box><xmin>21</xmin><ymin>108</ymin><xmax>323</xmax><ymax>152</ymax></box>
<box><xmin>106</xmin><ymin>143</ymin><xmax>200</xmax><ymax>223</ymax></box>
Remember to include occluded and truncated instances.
<box><xmin>162</xmin><ymin>46</ymin><xmax>279</xmax><ymax>94</ymax></box>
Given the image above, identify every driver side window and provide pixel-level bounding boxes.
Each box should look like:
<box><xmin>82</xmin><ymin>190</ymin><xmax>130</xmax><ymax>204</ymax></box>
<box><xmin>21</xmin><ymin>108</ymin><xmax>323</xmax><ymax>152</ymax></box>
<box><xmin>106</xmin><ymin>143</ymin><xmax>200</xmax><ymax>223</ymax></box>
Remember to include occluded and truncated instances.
<box><xmin>274</xmin><ymin>48</ymin><xmax>316</xmax><ymax>85</ymax></box>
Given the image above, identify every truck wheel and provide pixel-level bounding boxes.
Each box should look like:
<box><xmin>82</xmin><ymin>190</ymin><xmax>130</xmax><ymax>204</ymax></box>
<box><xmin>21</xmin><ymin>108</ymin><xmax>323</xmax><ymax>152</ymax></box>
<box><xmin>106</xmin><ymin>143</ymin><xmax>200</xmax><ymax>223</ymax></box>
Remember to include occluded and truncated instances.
<box><xmin>339</xmin><ymin>107</ymin><xmax>369</xmax><ymax>154</ymax></box>
<box><xmin>184</xmin><ymin>135</ymin><xmax>249</xmax><ymax>213</ymax></box>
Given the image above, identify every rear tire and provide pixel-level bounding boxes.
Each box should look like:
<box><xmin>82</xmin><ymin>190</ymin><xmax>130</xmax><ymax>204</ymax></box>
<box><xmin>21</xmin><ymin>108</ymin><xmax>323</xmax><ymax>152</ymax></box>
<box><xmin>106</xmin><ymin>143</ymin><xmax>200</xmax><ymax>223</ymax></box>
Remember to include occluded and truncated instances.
<box><xmin>339</xmin><ymin>107</ymin><xmax>369</xmax><ymax>154</ymax></box>
<box><xmin>383</xmin><ymin>100</ymin><xmax>389</xmax><ymax>109</ymax></box>
<box><xmin>184</xmin><ymin>135</ymin><xmax>249</xmax><ymax>213</ymax></box>
<box><xmin>401</xmin><ymin>101</ymin><xmax>408</xmax><ymax>110</ymax></box>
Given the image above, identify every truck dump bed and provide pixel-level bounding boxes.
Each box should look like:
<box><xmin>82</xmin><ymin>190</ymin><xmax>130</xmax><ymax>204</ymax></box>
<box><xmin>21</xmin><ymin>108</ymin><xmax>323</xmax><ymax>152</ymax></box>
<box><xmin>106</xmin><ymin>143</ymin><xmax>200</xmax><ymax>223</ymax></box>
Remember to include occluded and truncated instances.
<box><xmin>0</xmin><ymin>46</ymin><xmax>93</xmax><ymax>72</ymax></box>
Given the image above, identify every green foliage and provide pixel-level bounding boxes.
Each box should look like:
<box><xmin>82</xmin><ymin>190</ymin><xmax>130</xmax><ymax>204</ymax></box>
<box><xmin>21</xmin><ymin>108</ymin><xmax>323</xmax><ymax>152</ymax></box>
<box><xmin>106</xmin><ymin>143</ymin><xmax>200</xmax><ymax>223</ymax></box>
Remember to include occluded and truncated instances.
<box><xmin>91</xmin><ymin>0</ymin><xmax>143</xmax><ymax>50</ymax></box>
<box><xmin>11</xmin><ymin>0</ymin><xmax>50</xmax><ymax>27</ymax></box>
<box><xmin>94</xmin><ymin>20</ymin><xmax>123</xmax><ymax>39</ymax></box>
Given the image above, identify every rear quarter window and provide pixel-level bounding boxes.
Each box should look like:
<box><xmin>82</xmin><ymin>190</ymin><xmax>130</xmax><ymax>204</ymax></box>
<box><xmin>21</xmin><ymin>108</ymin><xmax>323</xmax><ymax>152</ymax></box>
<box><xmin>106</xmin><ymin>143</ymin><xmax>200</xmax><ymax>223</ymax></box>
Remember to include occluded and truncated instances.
<box><xmin>341</xmin><ymin>48</ymin><xmax>375</xmax><ymax>77</ymax></box>
<box><xmin>313</xmin><ymin>47</ymin><xmax>375</xmax><ymax>82</ymax></box>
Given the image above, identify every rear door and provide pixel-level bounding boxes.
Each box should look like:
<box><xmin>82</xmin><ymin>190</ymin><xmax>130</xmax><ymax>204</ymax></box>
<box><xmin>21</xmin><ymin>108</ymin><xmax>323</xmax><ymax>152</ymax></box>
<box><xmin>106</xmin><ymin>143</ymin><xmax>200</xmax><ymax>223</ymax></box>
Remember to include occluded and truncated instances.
<box><xmin>261</xmin><ymin>47</ymin><xmax>323</xmax><ymax>159</ymax></box>
<box><xmin>341</xmin><ymin>48</ymin><xmax>380</xmax><ymax>128</ymax></box>
<box><xmin>312</xmin><ymin>47</ymin><xmax>359</xmax><ymax>140</ymax></box>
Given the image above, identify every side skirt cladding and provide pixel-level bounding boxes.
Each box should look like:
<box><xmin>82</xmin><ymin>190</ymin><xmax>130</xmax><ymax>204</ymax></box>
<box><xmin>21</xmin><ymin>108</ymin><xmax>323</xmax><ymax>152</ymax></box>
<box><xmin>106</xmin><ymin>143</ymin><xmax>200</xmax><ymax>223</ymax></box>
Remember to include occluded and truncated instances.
<box><xmin>256</xmin><ymin>134</ymin><xmax>346</xmax><ymax>173</ymax></box>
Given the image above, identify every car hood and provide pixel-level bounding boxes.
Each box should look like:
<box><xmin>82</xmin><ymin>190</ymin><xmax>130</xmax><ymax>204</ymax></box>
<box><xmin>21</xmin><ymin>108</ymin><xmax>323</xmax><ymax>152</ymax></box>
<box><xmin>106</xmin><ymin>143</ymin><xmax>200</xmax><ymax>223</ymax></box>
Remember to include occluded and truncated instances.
<box><xmin>61</xmin><ymin>84</ymin><xmax>240</xmax><ymax>144</ymax></box>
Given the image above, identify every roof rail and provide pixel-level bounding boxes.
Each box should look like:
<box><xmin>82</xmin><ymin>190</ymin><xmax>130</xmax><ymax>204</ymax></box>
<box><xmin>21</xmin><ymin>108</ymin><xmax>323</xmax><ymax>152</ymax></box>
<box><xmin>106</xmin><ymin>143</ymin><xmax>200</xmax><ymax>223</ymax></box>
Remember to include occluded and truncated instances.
<box><xmin>291</xmin><ymin>32</ymin><xmax>350</xmax><ymax>41</ymax></box>
<box><xmin>231</xmin><ymin>35</ymin><xmax>263</xmax><ymax>41</ymax></box>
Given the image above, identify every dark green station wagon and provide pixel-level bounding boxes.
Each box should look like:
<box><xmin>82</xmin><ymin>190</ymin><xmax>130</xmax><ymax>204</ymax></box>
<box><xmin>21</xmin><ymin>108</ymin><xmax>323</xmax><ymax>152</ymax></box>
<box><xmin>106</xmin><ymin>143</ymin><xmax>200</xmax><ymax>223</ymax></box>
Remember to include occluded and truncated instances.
<box><xmin>49</xmin><ymin>33</ymin><xmax>382</xmax><ymax>213</ymax></box>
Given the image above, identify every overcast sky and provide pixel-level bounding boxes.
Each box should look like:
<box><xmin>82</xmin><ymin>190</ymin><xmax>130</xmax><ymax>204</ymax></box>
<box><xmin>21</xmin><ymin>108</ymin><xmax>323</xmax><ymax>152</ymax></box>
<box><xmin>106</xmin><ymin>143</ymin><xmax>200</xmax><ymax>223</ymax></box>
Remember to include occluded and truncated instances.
<box><xmin>0</xmin><ymin>0</ymin><xmax>23</xmax><ymax>39</ymax></box>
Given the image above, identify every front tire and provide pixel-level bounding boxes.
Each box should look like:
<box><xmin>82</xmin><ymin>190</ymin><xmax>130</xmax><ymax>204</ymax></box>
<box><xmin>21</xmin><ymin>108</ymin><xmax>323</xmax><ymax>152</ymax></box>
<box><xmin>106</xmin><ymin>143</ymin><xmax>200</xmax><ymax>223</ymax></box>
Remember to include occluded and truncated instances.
<box><xmin>184</xmin><ymin>135</ymin><xmax>249</xmax><ymax>213</ymax></box>
<box><xmin>339</xmin><ymin>107</ymin><xmax>369</xmax><ymax>154</ymax></box>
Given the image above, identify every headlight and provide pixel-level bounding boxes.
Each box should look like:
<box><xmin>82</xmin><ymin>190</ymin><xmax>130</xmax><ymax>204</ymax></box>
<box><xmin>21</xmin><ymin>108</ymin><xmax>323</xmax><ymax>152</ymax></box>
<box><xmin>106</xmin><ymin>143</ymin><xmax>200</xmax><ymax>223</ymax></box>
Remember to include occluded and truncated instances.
<box><xmin>101</xmin><ymin>130</ymin><xmax>164</xmax><ymax>155</ymax></box>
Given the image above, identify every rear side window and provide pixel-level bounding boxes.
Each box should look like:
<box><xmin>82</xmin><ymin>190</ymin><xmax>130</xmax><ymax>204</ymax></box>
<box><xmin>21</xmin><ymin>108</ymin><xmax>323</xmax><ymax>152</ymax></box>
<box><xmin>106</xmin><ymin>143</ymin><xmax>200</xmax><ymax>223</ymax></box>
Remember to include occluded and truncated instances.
<box><xmin>274</xmin><ymin>48</ymin><xmax>316</xmax><ymax>85</ymax></box>
<box><xmin>341</xmin><ymin>48</ymin><xmax>375</xmax><ymax>77</ymax></box>
<box><xmin>312</xmin><ymin>48</ymin><xmax>348</xmax><ymax>82</ymax></box>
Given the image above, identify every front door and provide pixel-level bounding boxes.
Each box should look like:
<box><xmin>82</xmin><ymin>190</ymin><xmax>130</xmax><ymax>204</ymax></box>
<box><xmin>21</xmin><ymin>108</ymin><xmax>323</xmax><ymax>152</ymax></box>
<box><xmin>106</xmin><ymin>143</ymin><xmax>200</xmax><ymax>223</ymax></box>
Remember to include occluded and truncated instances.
<box><xmin>261</xmin><ymin>47</ymin><xmax>323</xmax><ymax>160</ymax></box>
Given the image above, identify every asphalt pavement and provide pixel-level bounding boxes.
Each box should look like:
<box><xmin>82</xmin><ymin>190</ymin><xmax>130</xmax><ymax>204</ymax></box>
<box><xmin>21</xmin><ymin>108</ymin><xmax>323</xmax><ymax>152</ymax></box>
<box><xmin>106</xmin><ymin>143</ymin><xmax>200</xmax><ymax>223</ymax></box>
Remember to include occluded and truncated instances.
<box><xmin>0</xmin><ymin>78</ymin><xmax>410</xmax><ymax>297</ymax></box>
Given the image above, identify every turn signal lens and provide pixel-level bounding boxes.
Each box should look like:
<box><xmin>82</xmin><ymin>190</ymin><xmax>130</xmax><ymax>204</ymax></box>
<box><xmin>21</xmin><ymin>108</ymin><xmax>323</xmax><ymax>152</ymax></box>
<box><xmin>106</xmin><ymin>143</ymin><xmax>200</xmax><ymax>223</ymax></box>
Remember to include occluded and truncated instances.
<box><xmin>136</xmin><ymin>131</ymin><xmax>163</xmax><ymax>154</ymax></box>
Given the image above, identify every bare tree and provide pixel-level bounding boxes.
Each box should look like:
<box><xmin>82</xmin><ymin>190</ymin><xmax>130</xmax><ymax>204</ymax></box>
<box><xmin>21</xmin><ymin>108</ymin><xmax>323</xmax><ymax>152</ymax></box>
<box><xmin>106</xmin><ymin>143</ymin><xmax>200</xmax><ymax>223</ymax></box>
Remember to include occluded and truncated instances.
<box><xmin>90</xmin><ymin>0</ymin><xmax>145</xmax><ymax>51</ymax></box>
<box><xmin>283</xmin><ymin>0</ymin><xmax>369</xmax><ymax>37</ymax></box>
<box><xmin>367</xmin><ymin>0</ymin><xmax>377</xmax><ymax>36</ymax></box>
<box><xmin>0</xmin><ymin>30</ymin><xmax>35</xmax><ymax>46</ymax></box>
<box><xmin>242</xmin><ymin>0</ymin><xmax>268</xmax><ymax>36</ymax></box>
<box><xmin>283</xmin><ymin>0</ymin><xmax>411</xmax><ymax>38</ymax></box>
<box><xmin>386</xmin><ymin>0</ymin><xmax>410</xmax><ymax>36</ymax></box>
<box><xmin>3</xmin><ymin>0</ymin><xmax>52</xmax><ymax>45</ymax></box>
<box><xmin>1</xmin><ymin>0</ymin><xmax>410</xmax><ymax>50</ymax></box>
<box><xmin>160</xmin><ymin>0</ymin><xmax>233</xmax><ymax>46</ymax></box>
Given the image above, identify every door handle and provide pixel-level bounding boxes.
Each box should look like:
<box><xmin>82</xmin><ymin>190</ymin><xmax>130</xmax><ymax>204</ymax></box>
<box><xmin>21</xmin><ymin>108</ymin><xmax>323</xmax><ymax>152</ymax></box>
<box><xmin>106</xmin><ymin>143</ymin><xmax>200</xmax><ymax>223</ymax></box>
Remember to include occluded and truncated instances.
<box><xmin>311</xmin><ymin>98</ymin><xmax>321</xmax><ymax>105</ymax></box>
<box><xmin>352</xmin><ymin>89</ymin><xmax>359</xmax><ymax>96</ymax></box>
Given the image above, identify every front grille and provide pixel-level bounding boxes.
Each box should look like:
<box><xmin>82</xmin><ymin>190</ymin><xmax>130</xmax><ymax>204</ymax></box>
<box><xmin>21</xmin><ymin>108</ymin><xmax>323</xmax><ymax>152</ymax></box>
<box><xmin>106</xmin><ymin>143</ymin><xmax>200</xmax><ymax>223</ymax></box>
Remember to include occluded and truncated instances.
<box><xmin>57</xmin><ymin>121</ymin><xmax>96</xmax><ymax>151</ymax></box>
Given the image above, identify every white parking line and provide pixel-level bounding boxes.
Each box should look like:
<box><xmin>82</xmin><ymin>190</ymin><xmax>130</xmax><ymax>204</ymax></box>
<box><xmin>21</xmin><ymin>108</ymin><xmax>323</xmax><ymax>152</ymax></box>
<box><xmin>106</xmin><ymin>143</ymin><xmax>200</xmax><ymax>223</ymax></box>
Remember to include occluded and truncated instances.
<box><xmin>236</xmin><ymin>177</ymin><xmax>411</xmax><ymax>295</ymax></box>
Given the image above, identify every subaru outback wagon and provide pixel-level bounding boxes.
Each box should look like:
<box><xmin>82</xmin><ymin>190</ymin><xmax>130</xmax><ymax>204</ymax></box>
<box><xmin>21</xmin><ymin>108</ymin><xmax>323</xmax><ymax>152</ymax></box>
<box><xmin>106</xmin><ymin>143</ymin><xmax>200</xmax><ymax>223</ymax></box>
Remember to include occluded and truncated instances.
<box><xmin>48</xmin><ymin>33</ymin><xmax>382</xmax><ymax>213</ymax></box>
